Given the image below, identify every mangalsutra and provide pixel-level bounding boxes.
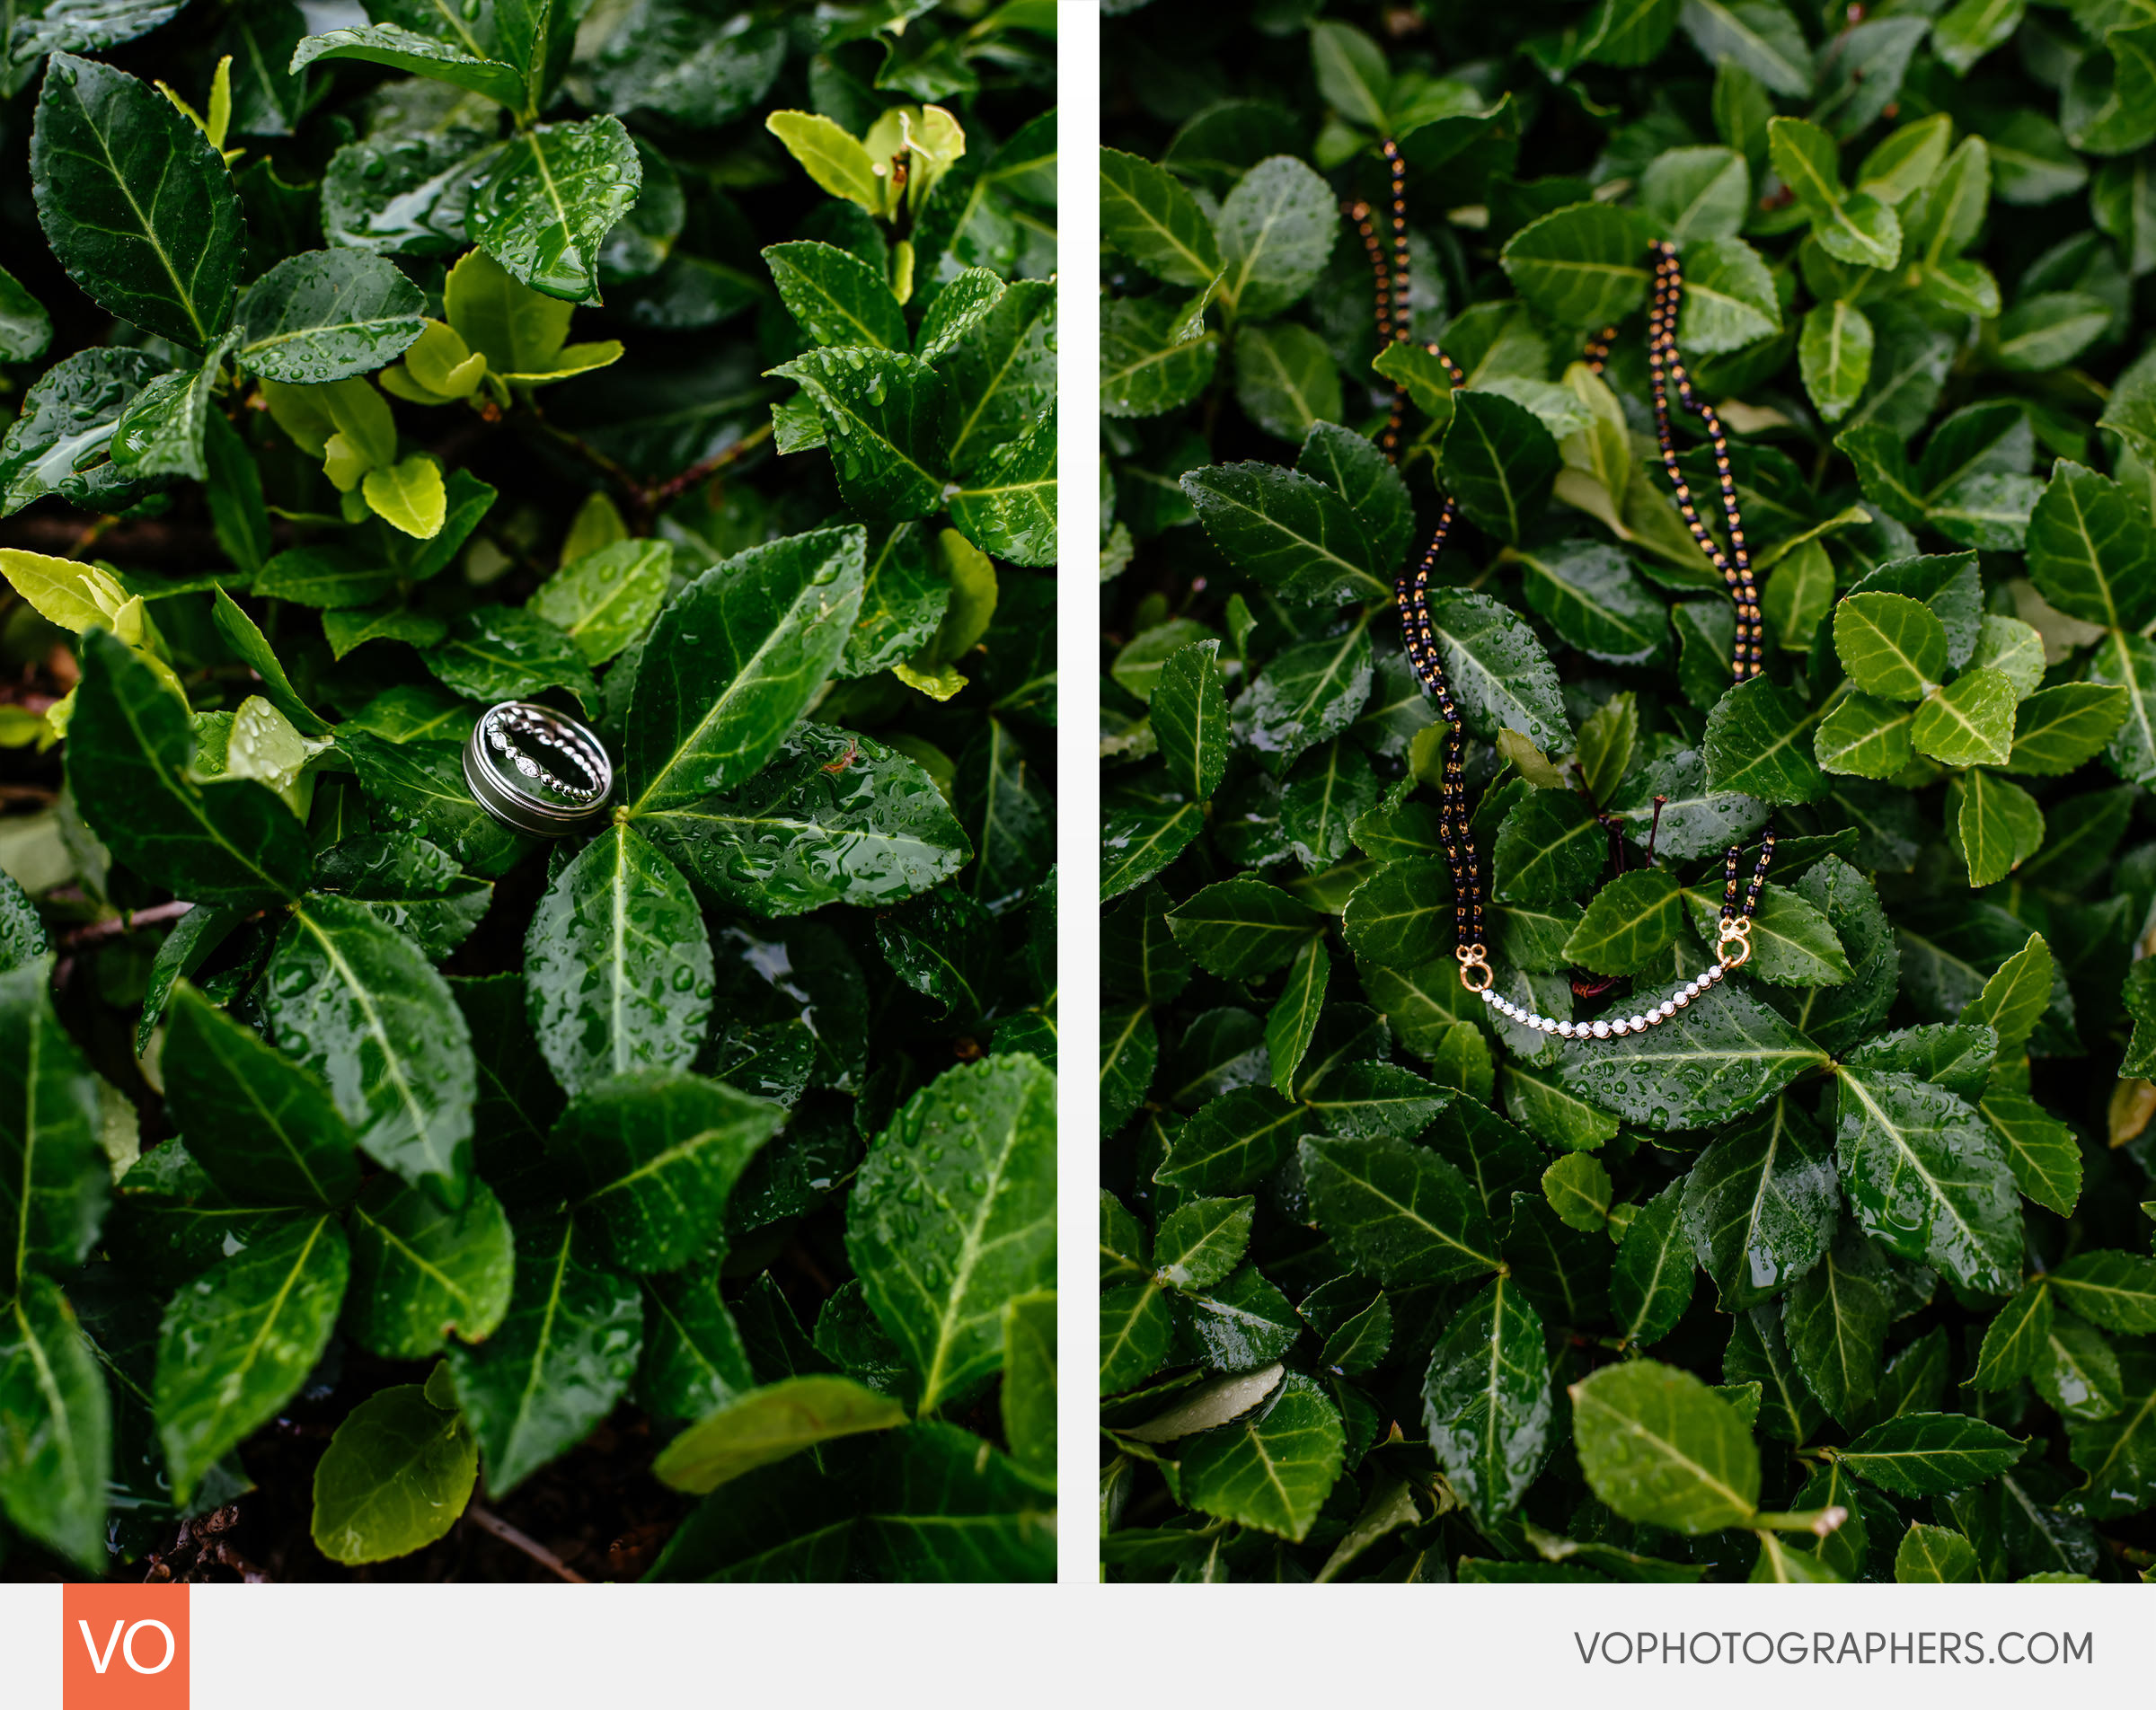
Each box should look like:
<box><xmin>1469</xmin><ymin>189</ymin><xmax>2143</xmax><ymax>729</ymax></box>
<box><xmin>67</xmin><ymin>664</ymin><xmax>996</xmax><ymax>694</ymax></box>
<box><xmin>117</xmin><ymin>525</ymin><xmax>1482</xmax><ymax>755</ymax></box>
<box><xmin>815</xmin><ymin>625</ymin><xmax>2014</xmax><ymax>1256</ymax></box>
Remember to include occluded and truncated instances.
<box><xmin>1355</xmin><ymin>143</ymin><xmax>1774</xmax><ymax>1041</ymax></box>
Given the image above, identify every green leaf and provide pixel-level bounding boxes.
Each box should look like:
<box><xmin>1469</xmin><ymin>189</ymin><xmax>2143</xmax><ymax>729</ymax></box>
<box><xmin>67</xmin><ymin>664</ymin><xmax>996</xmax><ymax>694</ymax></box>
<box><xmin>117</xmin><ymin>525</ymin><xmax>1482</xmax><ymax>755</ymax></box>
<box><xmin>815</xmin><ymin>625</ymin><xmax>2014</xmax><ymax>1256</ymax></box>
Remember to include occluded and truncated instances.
<box><xmin>762</xmin><ymin>240</ymin><xmax>906</xmax><ymax>349</ymax></box>
<box><xmin>1492</xmin><ymin>790</ymin><xmax>1604</xmax><ymax>904</ymax></box>
<box><xmin>344</xmin><ymin>1174</ymin><xmax>514</xmax><ymax>1361</ymax></box>
<box><xmin>640</xmin><ymin>726</ymin><xmax>969</xmax><ymax>918</ymax></box>
<box><xmin>1215</xmin><ymin>155</ymin><xmax>1334</xmax><ymax>318</ymax></box>
<box><xmin>1158</xmin><ymin>1088</ymin><xmax>1306</xmax><ymax>1193</ymax></box>
<box><xmin>1440</xmin><ymin>391</ymin><xmax>1562</xmax><ymax>545</ymax></box>
<box><xmin>1267</xmin><ymin>936</ymin><xmax>1330</xmax><ymax>1097</ymax></box>
<box><xmin>1</xmin><ymin>348</ymin><xmax>173</xmax><ymax>516</ymax></box>
<box><xmin>1100</xmin><ymin>295</ymin><xmax>1217</xmax><ymax>419</ymax></box>
<box><xmin>2034</xmin><ymin>1311</ymin><xmax>2123</xmax><ymax>1423</ymax></box>
<box><xmin>1424</xmin><ymin>587</ymin><xmax>1569</xmax><ymax>754</ymax></box>
<box><xmin>858</xmin><ymin>1420</ymin><xmax>1054</xmax><ymax>1581</ymax></box>
<box><xmin>236</xmin><ymin>249</ymin><xmax>427</xmax><ymax>383</ymax></box>
<box><xmin>624</xmin><ymin>527</ymin><xmax>865</xmax><ymax>815</ymax></box>
<box><xmin>1833</xmin><ymin>1065</ymin><xmax>2020</xmax><ymax>1293</ymax></box>
<box><xmin>2048</xmin><ymin>1250</ymin><xmax>2156</xmax><ymax>1334</ymax></box>
<box><xmin>1677</xmin><ymin>234</ymin><xmax>1780</xmax><ymax>354</ymax></box>
<box><xmin>1560</xmin><ymin>981</ymin><xmax>1832</xmax><ymax>1132</ymax></box>
<box><xmin>1153</xmin><ymin>1196</ymin><xmax>1254</xmax><ymax>1293</ymax></box>
<box><xmin>2026</xmin><ymin>459</ymin><xmax>2156</xmax><ymax>630</ymax></box>
<box><xmin>289</xmin><ymin>22</ymin><xmax>526</xmax><ymax>111</ymax></box>
<box><xmin>1680</xmin><ymin>1099</ymin><xmax>1836</xmax><ymax>1309</ymax></box>
<box><xmin>2087</xmin><ymin>630</ymin><xmax>2156</xmax><ymax>784</ymax></box>
<box><xmin>471</xmin><ymin>117</ymin><xmax>642</xmax><ymax>304</ymax></box>
<box><xmin>1679</xmin><ymin>883</ymin><xmax>1850</xmax><ymax>987</ymax></box>
<box><xmin>0</xmin><ymin>263</ymin><xmax>52</xmax><ymax>363</ymax></box>
<box><xmin>2005</xmin><ymin>683</ymin><xmax>2130</xmax><ymax>776</ymax></box>
<box><xmin>0</xmin><ymin>962</ymin><xmax>106</xmax><ymax>1285</ymax></box>
<box><xmin>110</xmin><ymin>329</ymin><xmax>239</xmax><ymax>481</ymax></box>
<box><xmin>1833</xmin><ymin>591</ymin><xmax>1946</xmax><ymax>700</ymax></box>
<box><xmin>548</xmin><ymin>1069</ymin><xmax>778</xmax><ymax>1274</ymax></box>
<box><xmin>1180</xmin><ymin>462</ymin><xmax>1386</xmax><ymax>608</ymax></box>
<box><xmin>1300</xmin><ymin>1132</ymin><xmax>1502</xmax><ymax>1284</ymax></box>
<box><xmin>637</xmin><ymin>1257</ymin><xmax>755</xmax><ymax>1426</ymax></box>
<box><xmin>1912</xmin><ymin>667</ymin><xmax>2017</xmax><ymax>767</ymax></box>
<box><xmin>1570</xmin><ymin>1358</ymin><xmax>1760</xmax><ymax>1532</ymax></box>
<box><xmin>1099</xmin><ymin>1281</ymin><xmax>1174</xmax><ymax>1395</ymax></box>
<box><xmin>1703</xmin><ymin>675</ymin><xmax>1827</xmax><ymax>805</ymax></box>
<box><xmin>446</xmin><ymin>1209</ymin><xmax>642</xmax><ymax>1495</ymax></box>
<box><xmin>1955</xmin><ymin>769</ymin><xmax>2044</xmax><ymax>887</ymax></box>
<box><xmin>1783</xmin><ymin>1225</ymin><xmax>1889</xmax><ymax>1424</ymax></box>
<box><xmin>2064</xmin><ymin>1347</ymin><xmax>2156</xmax><ymax>1518</ymax></box>
<box><xmin>948</xmin><ymin>410</ymin><xmax>1056</xmax><ymax>568</ymax></box>
<box><xmin>1640</xmin><ymin>145</ymin><xmax>1749</xmax><ymax>245</ymax></box>
<box><xmin>1836</xmin><ymin>1412</ymin><xmax>2026</xmax><ymax>1495</ymax></box>
<box><xmin>529</xmin><ymin>539</ymin><xmax>672</xmax><ymax>666</ymax></box>
<box><xmin>264</xmin><ymin>895</ymin><xmax>475</xmax><ymax>1202</ymax></box>
<box><xmin>1542</xmin><ymin>1153</ymin><xmax>1613</xmax><ymax>1230</ymax></box>
<box><xmin>1959</xmin><ymin>932</ymin><xmax>2051</xmax><ymax>1059</ymax></box>
<box><xmin>31</xmin><ymin>53</ymin><xmax>243</xmax><ymax>348</ymax></box>
<box><xmin>1152</xmin><ymin>640</ymin><xmax>1229</xmax><ymax>802</ymax></box>
<box><xmin>1515</xmin><ymin>541</ymin><xmax>1670</xmax><ymax>667</ymax></box>
<box><xmin>1235</xmin><ymin>321</ymin><xmax>1341</xmax><ymax>445</ymax></box>
<box><xmin>68</xmin><ymin>630</ymin><xmax>312</xmax><ymax>908</ymax></box>
<box><xmin>339</xmin><ymin>732</ymin><xmax>535</xmax><ymax>879</ymax></box>
<box><xmin>1165</xmin><ymin>878</ymin><xmax>1318</xmax><ymax>979</ymax></box>
<box><xmin>1815</xmin><ymin>690</ymin><xmax>1916</xmax><ymax>779</ymax></box>
<box><xmin>653</xmin><ymin>1373</ymin><xmax>906</xmax><ymax>1494</ymax></box>
<box><xmin>764</xmin><ymin>110</ymin><xmax>881</xmax><ymax>211</ymax></box>
<box><xmin>845</xmin><ymin>1056</ymin><xmax>1054</xmax><ymax>1414</ymax></box>
<box><xmin>162</xmin><ymin>983</ymin><xmax>358</xmax><ymax>1209</ymax></box>
<box><xmin>1769</xmin><ymin>116</ymin><xmax>1901</xmax><ymax>269</ymax></box>
<box><xmin>1612</xmin><ymin>1180</ymin><xmax>1696</xmax><ymax>1347</ymax></box>
<box><xmin>1562</xmin><ymin>868</ymin><xmax>1683</xmax><ymax>975</ymax></box>
<box><xmin>310</xmin><ymin>1378</ymin><xmax>477</xmax><ymax>1565</ymax></box>
<box><xmin>1180</xmin><ymin>1371</ymin><xmax>1344</xmax><ymax>1542</ymax></box>
<box><xmin>770</xmin><ymin>346</ymin><xmax>948</xmax><ymax>519</ymax></box>
<box><xmin>1311</xmin><ymin>18</ymin><xmax>1390</xmax><ymax>127</ymax></box>
<box><xmin>1422</xmin><ymin>1273</ymin><xmax>1551</xmax><ymax>1529</ymax></box>
<box><xmin>523</xmin><ymin>824</ymin><xmax>711</xmax><ymax>1097</ymax></box>
<box><xmin>1974</xmin><ymin>1279</ymin><xmax>2052</xmax><ymax>1388</ymax></box>
<box><xmin>1500</xmin><ymin>203</ymin><xmax>1649</xmax><ymax>330</ymax></box>
<box><xmin>1683</xmin><ymin>0</ymin><xmax>1813</xmax><ymax>98</ymax></box>
<box><xmin>155</xmin><ymin>1214</ymin><xmax>349</xmax><ymax>1502</ymax></box>
<box><xmin>1171</xmin><ymin>1262</ymin><xmax>1300</xmax><ymax>1371</ymax></box>
<box><xmin>1895</xmin><ymin>1520</ymin><xmax>1980</xmax><ymax>1582</ymax></box>
<box><xmin>363</xmin><ymin>454</ymin><xmax>449</xmax><ymax>541</ymax></box>
<box><xmin>1099</xmin><ymin>145</ymin><xmax>1221</xmax><ymax>286</ymax></box>
<box><xmin>0</xmin><ymin>1274</ymin><xmax>109</xmax><ymax>1568</ymax></box>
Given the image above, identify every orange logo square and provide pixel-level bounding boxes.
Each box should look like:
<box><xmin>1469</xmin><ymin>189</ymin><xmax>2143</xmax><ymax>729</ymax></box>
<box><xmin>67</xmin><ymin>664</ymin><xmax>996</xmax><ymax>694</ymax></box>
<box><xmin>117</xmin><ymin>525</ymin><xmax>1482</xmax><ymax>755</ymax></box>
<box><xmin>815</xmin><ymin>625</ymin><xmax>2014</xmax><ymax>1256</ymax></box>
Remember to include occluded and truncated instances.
<box><xmin>61</xmin><ymin>1583</ymin><xmax>189</xmax><ymax>1709</ymax></box>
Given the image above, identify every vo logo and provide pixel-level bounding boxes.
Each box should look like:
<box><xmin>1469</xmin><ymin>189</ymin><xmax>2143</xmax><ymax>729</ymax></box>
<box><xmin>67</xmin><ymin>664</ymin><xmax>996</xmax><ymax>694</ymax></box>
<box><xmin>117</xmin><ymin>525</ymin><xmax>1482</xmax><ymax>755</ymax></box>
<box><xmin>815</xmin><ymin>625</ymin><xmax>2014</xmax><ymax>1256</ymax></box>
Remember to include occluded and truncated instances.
<box><xmin>61</xmin><ymin>1583</ymin><xmax>188</xmax><ymax>1708</ymax></box>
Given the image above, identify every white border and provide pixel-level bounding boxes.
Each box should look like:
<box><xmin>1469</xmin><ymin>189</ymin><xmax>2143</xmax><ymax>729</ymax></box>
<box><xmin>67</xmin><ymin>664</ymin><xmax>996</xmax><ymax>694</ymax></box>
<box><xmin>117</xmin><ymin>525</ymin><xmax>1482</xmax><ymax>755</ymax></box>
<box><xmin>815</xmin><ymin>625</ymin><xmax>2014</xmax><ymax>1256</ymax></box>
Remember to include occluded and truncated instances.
<box><xmin>1052</xmin><ymin>0</ymin><xmax>1100</xmax><ymax>1591</ymax></box>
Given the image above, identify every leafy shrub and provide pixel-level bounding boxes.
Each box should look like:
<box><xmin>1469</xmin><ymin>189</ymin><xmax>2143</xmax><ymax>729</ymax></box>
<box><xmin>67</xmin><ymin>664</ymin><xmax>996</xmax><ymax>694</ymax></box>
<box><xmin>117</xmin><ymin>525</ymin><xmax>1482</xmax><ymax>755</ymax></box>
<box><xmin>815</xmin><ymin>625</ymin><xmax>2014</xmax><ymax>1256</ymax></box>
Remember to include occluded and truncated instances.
<box><xmin>1099</xmin><ymin>1</ymin><xmax>2156</xmax><ymax>1584</ymax></box>
<box><xmin>0</xmin><ymin>0</ymin><xmax>1056</xmax><ymax>1582</ymax></box>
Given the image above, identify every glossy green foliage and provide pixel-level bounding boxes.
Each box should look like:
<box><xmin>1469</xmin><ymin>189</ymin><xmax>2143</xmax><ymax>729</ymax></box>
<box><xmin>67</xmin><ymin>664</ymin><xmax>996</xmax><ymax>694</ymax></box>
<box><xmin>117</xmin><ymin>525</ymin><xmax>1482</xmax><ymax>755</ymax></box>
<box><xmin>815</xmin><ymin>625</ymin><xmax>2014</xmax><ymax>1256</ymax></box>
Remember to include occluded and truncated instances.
<box><xmin>1101</xmin><ymin>3</ymin><xmax>2153</xmax><ymax>1584</ymax></box>
<box><xmin>0</xmin><ymin>0</ymin><xmax>1053</xmax><ymax>1583</ymax></box>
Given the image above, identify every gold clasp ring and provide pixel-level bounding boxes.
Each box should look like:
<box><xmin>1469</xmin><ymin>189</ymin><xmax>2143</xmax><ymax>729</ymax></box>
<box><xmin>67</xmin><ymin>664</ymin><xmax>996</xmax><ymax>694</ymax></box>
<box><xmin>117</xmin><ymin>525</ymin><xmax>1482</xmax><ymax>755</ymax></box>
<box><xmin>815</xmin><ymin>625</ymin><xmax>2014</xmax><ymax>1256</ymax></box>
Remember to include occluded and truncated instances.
<box><xmin>1717</xmin><ymin>915</ymin><xmax>1753</xmax><ymax>971</ymax></box>
<box><xmin>1456</xmin><ymin>943</ymin><xmax>1493</xmax><ymax>992</ymax></box>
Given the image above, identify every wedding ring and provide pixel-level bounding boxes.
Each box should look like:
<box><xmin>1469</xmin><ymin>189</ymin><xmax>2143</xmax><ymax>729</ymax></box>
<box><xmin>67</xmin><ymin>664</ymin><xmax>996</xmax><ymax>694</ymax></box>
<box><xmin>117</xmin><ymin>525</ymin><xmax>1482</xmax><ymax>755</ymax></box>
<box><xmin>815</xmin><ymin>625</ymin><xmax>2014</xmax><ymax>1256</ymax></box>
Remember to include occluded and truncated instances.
<box><xmin>462</xmin><ymin>701</ymin><xmax>613</xmax><ymax>837</ymax></box>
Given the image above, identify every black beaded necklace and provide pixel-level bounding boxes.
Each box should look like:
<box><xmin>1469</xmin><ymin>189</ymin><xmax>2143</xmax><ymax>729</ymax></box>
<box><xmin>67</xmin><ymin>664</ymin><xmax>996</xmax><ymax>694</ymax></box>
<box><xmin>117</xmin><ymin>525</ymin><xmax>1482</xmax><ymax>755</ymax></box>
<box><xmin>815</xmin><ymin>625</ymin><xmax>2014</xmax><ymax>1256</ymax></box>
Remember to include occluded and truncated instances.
<box><xmin>1352</xmin><ymin>143</ymin><xmax>1775</xmax><ymax>1044</ymax></box>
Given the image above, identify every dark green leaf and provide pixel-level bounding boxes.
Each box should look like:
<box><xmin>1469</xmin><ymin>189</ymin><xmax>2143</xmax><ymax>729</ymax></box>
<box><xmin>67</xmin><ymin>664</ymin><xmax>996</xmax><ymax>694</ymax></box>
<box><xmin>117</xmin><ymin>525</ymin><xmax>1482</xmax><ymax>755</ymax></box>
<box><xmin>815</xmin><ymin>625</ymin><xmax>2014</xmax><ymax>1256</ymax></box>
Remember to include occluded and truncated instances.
<box><xmin>31</xmin><ymin>54</ymin><xmax>243</xmax><ymax>348</ymax></box>
<box><xmin>446</xmin><ymin>1210</ymin><xmax>641</xmax><ymax>1495</ymax></box>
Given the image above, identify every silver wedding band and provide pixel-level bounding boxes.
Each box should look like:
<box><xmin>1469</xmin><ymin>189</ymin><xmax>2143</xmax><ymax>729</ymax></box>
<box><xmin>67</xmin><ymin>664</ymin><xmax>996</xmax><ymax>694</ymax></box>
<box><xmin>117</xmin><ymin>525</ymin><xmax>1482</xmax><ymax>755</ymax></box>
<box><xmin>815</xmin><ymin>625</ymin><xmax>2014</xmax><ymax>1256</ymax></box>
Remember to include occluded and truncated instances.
<box><xmin>463</xmin><ymin>701</ymin><xmax>614</xmax><ymax>837</ymax></box>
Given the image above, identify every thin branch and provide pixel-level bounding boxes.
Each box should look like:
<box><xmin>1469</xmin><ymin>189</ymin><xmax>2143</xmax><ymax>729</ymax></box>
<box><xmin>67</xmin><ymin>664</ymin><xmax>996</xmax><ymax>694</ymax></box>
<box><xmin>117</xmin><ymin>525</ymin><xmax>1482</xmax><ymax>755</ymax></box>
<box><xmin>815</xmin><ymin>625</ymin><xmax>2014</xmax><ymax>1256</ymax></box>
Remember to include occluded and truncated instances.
<box><xmin>644</xmin><ymin>419</ymin><xmax>775</xmax><ymax>511</ymax></box>
<box><xmin>61</xmin><ymin>899</ymin><xmax>197</xmax><ymax>948</ymax></box>
<box><xmin>464</xmin><ymin>1506</ymin><xmax>588</xmax><ymax>1583</ymax></box>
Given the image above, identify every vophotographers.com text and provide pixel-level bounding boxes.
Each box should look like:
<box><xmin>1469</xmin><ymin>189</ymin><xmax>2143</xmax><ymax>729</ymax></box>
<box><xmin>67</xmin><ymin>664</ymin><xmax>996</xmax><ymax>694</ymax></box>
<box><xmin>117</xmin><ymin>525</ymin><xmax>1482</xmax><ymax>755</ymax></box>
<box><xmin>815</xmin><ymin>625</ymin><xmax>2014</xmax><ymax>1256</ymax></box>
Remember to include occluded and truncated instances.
<box><xmin>1574</xmin><ymin>1630</ymin><xmax>2094</xmax><ymax>1666</ymax></box>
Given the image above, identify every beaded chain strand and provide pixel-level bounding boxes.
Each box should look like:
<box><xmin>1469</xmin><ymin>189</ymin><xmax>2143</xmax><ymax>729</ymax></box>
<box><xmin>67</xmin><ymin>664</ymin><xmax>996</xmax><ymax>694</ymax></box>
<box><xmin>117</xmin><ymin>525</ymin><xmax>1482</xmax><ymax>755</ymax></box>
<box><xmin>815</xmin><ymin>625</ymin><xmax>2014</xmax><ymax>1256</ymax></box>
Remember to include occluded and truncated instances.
<box><xmin>1363</xmin><ymin>148</ymin><xmax>1775</xmax><ymax>1037</ymax></box>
